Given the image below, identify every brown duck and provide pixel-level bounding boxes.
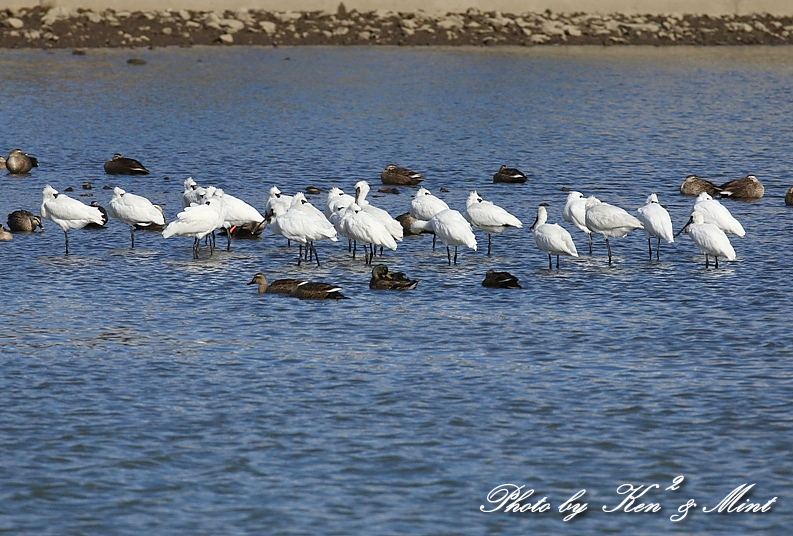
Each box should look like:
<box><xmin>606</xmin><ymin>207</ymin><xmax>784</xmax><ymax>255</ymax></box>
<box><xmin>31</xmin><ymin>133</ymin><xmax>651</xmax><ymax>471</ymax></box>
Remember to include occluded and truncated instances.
<box><xmin>104</xmin><ymin>153</ymin><xmax>150</xmax><ymax>175</ymax></box>
<box><xmin>679</xmin><ymin>174</ymin><xmax>720</xmax><ymax>196</ymax></box>
<box><xmin>248</xmin><ymin>273</ymin><xmax>348</xmax><ymax>300</ymax></box>
<box><xmin>381</xmin><ymin>164</ymin><xmax>425</xmax><ymax>186</ymax></box>
<box><xmin>369</xmin><ymin>264</ymin><xmax>419</xmax><ymax>290</ymax></box>
<box><xmin>7</xmin><ymin>210</ymin><xmax>44</xmax><ymax>232</ymax></box>
<box><xmin>785</xmin><ymin>187</ymin><xmax>793</xmax><ymax>206</ymax></box>
<box><xmin>482</xmin><ymin>270</ymin><xmax>521</xmax><ymax>289</ymax></box>
<box><xmin>5</xmin><ymin>149</ymin><xmax>38</xmax><ymax>174</ymax></box>
<box><xmin>492</xmin><ymin>165</ymin><xmax>527</xmax><ymax>184</ymax></box>
<box><xmin>248</xmin><ymin>273</ymin><xmax>308</xmax><ymax>294</ymax></box>
<box><xmin>719</xmin><ymin>174</ymin><xmax>764</xmax><ymax>200</ymax></box>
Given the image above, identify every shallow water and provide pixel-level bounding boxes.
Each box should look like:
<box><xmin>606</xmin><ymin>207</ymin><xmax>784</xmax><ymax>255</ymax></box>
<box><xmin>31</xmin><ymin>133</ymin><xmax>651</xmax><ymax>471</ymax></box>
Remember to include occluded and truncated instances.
<box><xmin>1</xmin><ymin>46</ymin><xmax>792</xmax><ymax>533</ymax></box>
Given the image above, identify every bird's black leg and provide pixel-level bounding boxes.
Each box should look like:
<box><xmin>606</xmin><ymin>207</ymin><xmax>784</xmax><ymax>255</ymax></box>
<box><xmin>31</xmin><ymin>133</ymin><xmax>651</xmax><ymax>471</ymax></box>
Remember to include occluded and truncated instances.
<box><xmin>487</xmin><ymin>234</ymin><xmax>492</xmax><ymax>256</ymax></box>
<box><xmin>647</xmin><ymin>238</ymin><xmax>652</xmax><ymax>260</ymax></box>
<box><xmin>556</xmin><ymin>255</ymin><xmax>560</xmax><ymax>269</ymax></box>
<box><xmin>656</xmin><ymin>237</ymin><xmax>661</xmax><ymax>260</ymax></box>
<box><xmin>297</xmin><ymin>244</ymin><xmax>303</xmax><ymax>266</ymax></box>
<box><xmin>705</xmin><ymin>254</ymin><xmax>709</xmax><ymax>268</ymax></box>
<box><xmin>130</xmin><ymin>227</ymin><xmax>136</xmax><ymax>249</ymax></box>
<box><xmin>454</xmin><ymin>247</ymin><xmax>458</xmax><ymax>265</ymax></box>
<box><xmin>433</xmin><ymin>234</ymin><xmax>437</xmax><ymax>250</ymax></box>
<box><xmin>64</xmin><ymin>230</ymin><xmax>70</xmax><ymax>256</ymax></box>
<box><xmin>715</xmin><ymin>256</ymin><xmax>719</xmax><ymax>269</ymax></box>
<box><xmin>606</xmin><ymin>238</ymin><xmax>612</xmax><ymax>265</ymax></box>
<box><xmin>548</xmin><ymin>253</ymin><xmax>552</xmax><ymax>270</ymax></box>
<box><xmin>446</xmin><ymin>245</ymin><xmax>451</xmax><ymax>265</ymax></box>
<box><xmin>588</xmin><ymin>233</ymin><xmax>593</xmax><ymax>255</ymax></box>
<box><xmin>313</xmin><ymin>244</ymin><xmax>321</xmax><ymax>267</ymax></box>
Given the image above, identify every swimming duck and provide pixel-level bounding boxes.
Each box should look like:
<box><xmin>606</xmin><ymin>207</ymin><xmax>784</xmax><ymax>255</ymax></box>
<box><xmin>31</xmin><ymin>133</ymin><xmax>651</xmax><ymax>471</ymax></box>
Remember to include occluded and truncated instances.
<box><xmin>247</xmin><ymin>273</ymin><xmax>309</xmax><ymax>294</ymax></box>
<box><xmin>719</xmin><ymin>174</ymin><xmax>764</xmax><ymax>200</ymax></box>
<box><xmin>395</xmin><ymin>212</ymin><xmax>423</xmax><ymax>236</ymax></box>
<box><xmin>0</xmin><ymin>226</ymin><xmax>12</xmax><ymax>241</ymax></box>
<box><xmin>5</xmin><ymin>149</ymin><xmax>38</xmax><ymax>174</ymax></box>
<box><xmin>380</xmin><ymin>164</ymin><xmax>425</xmax><ymax>186</ymax></box>
<box><xmin>785</xmin><ymin>187</ymin><xmax>793</xmax><ymax>206</ymax></box>
<box><xmin>482</xmin><ymin>270</ymin><xmax>521</xmax><ymax>288</ymax></box>
<box><xmin>7</xmin><ymin>210</ymin><xmax>44</xmax><ymax>232</ymax></box>
<box><xmin>369</xmin><ymin>264</ymin><xmax>419</xmax><ymax>290</ymax></box>
<box><xmin>103</xmin><ymin>153</ymin><xmax>150</xmax><ymax>175</ymax></box>
<box><xmin>292</xmin><ymin>281</ymin><xmax>348</xmax><ymax>300</ymax></box>
<box><xmin>679</xmin><ymin>174</ymin><xmax>719</xmax><ymax>196</ymax></box>
<box><xmin>492</xmin><ymin>165</ymin><xmax>527</xmax><ymax>184</ymax></box>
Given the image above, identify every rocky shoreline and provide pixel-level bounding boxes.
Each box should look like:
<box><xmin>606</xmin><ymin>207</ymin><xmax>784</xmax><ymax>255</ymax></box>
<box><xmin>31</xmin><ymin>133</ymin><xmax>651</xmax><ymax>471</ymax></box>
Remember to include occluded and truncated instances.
<box><xmin>2</xmin><ymin>5</ymin><xmax>793</xmax><ymax>48</ymax></box>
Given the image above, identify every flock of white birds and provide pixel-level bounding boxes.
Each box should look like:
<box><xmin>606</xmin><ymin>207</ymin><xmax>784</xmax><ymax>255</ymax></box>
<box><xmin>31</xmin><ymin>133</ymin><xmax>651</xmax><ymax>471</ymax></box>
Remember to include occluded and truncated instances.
<box><xmin>17</xmin><ymin>175</ymin><xmax>746</xmax><ymax>271</ymax></box>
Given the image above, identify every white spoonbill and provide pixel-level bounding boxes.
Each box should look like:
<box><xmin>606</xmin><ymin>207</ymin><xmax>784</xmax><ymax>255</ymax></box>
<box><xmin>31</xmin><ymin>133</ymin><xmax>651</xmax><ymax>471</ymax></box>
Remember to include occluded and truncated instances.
<box><xmin>411</xmin><ymin>209</ymin><xmax>477</xmax><ymax>265</ymax></box>
<box><xmin>693</xmin><ymin>192</ymin><xmax>746</xmax><ymax>237</ymax></box>
<box><xmin>676</xmin><ymin>211</ymin><xmax>736</xmax><ymax>268</ymax></box>
<box><xmin>562</xmin><ymin>190</ymin><xmax>593</xmax><ymax>254</ymax></box>
<box><xmin>203</xmin><ymin>187</ymin><xmax>266</xmax><ymax>250</ymax></box>
<box><xmin>325</xmin><ymin>187</ymin><xmax>354</xmax><ymax>218</ymax></box>
<box><xmin>162</xmin><ymin>198</ymin><xmax>225</xmax><ymax>259</ymax></box>
<box><xmin>107</xmin><ymin>187</ymin><xmax>166</xmax><ymax>248</ymax></box>
<box><xmin>181</xmin><ymin>177</ymin><xmax>205</xmax><ymax>208</ymax></box>
<box><xmin>410</xmin><ymin>187</ymin><xmax>449</xmax><ymax>249</ymax></box>
<box><xmin>529</xmin><ymin>203</ymin><xmax>578</xmax><ymax>269</ymax></box>
<box><xmin>265</xmin><ymin>186</ymin><xmax>294</xmax><ymax>246</ymax></box>
<box><xmin>354</xmin><ymin>180</ymin><xmax>403</xmax><ymax>243</ymax></box>
<box><xmin>464</xmin><ymin>190</ymin><xmax>522</xmax><ymax>255</ymax></box>
<box><xmin>269</xmin><ymin>198</ymin><xmax>338</xmax><ymax>267</ymax></box>
<box><xmin>339</xmin><ymin>203</ymin><xmax>397</xmax><ymax>265</ymax></box>
<box><xmin>584</xmin><ymin>196</ymin><xmax>644</xmax><ymax>264</ymax></box>
<box><xmin>40</xmin><ymin>185</ymin><xmax>106</xmax><ymax>255</ymax></box>
<box><xmin>636</xmin><ymin>193</ymin><xmax>674</xmax><ymax>260</ymax></box>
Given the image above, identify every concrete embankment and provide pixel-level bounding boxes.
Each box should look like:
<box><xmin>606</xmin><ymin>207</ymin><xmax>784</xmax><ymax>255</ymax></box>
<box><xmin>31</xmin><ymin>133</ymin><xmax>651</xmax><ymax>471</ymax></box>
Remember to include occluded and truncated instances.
<box><xmin>2</xmin><ymin>4</ymin><xmax>793</xmax><ymax>48</ymax></box>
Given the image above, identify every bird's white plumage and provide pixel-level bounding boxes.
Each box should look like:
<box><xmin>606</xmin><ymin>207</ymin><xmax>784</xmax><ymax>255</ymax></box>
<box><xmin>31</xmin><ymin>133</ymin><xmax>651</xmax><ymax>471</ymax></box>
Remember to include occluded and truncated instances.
<box><xmin>682</xmin><ymin>211</ymin><xmax>736</xmax><ymax>261</ymax></box>
<box><xmin>693</xmin><ymin>192</ymin><xmax>746</xmax><ymax>237</ymax></box>
<box><xmin>40</xmin><ymin>185</ymin><xmax>105</xmax><ymax>231</ymax></box>
<box><xmin>584</xmin><ymin>196</ymin><xmax>644</xmax><ymax>238</ymax></box>
<box><xmin>464</xmin><ymin>190</ymin><xmax>522</xmax><ymax>233</ymax></box>
<box><xmin>325</xmin><ymin>187</ymin><xmax>354</xmax><ymax>218</ymax></box>
<box><xmin>269</xmin><ymin>197</ymin><xmax>338</xmax><ymax>245</ymax></box>
<box><xmin>354</xmin><ymin>180</ymin><xmax>403</xmax><ymax>241</ymax></box>
<box><xmin>340</xmin><ymin>203</ymin><xmax>397</xmax><ymax>251</ymax></box>
<box><xmin>108</xmin><ymin>187</ymin><xmax>165</xmax><ymax>227</ymax></box>
<box><xmin>531</xmin><ymin>205</ymin><xmax>578</xmax><ymax>258</ymax></box>
<box><xmin>181</xmin><ymin>177</ymin><xmax>205</xmax><ymax>208</ymax></box>
<box><xmin>162</xmin><ymin>198</ymin><xmax>225</xmax><ymax>240</ymax></box>
<box><xmin>265</xmin><ymin>186</ymin><xmax>293</xmax><ymax>218</ymax></box>
<box><xmin>203</xmin><ymin>187</ymin><xmax>264</xmax><ymax>226</ymax></box>
<box><xmin>409</xmin><ymin>187</ymin><xmax>449</xmax><ymax>221</ymax></box>
<box><xmin>421</xmin><ymin>209</ymin><xmax>477</xmax><ymax>250</ymax></box>
<box><xmin>562</xmin><ymin>191</ymin><xmax>591</xmax><ymax>235</ymax></box>
<box><xmin>636</xmin><ymin>193</ymin><xmax>674</xmax><ymax>243</ymax></box>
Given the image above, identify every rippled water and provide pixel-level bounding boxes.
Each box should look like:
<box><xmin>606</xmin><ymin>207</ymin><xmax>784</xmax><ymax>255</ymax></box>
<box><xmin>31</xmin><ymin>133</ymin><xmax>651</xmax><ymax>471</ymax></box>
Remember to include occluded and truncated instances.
<box><xmin>1</xmin><ymin>46</ymin><xmax>792</xmax><ymax>533</ymax></box>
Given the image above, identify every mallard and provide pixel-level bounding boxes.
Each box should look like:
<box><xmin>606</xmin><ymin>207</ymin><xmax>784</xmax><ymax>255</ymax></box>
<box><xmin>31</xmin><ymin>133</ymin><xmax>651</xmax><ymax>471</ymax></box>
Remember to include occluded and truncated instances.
<box><xmin>104</xmin><ymin>153</ymin><xmax>150</xmax><ymax>175</ymax></box>
<box><xmin>369</xmin><ymin>264</ymin><xmax>419</xmax><ymax>290</ymax></box>
<box><xmin>380</xmin><ymin>164</ymin><xmax>424</xmax><ymax>186</ymax></box>
<box><xmin>7</xmin><ymin>209</ymin><xmax>44</xmax><ymax>232</ymax></box>
<box><xmin>492</xmin><ymin>165</ymin><xmax>526</xmax><ymax>184</ymax></box>
<box><xmin>719</xmin><ymin>174</ymin><xmax>764</xmax><ymax>200</ymax></box>
<box><xmin>679</xmin><ymin>174</ymin><xmax>719</xmax><ymax>196</ymax></box>
<box><xmin>482</xmin><ymin>270</ymin><xmax>521</xmax><ymax>289</ymax></box>
<box><xmin>5</xmin><ymin>149</ymin><xmax>38</xmax><ymax>174</ymax></box>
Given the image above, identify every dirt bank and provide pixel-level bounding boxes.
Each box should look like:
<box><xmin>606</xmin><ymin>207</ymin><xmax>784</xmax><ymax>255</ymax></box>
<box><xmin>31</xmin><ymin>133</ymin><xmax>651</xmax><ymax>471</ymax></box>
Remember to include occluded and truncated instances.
<box><xmin>2</xmin><ymin>5</ymin><xmax>793</xmax><ymax>48</ymax></box>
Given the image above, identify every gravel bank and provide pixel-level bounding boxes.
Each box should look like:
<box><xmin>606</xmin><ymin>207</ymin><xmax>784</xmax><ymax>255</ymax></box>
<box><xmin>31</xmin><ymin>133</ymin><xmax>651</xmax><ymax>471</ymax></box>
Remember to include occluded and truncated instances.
<box><xmin>2</xmin><ymin>5</ymin><xmax>793</xmax><ymax>48</ymax></box>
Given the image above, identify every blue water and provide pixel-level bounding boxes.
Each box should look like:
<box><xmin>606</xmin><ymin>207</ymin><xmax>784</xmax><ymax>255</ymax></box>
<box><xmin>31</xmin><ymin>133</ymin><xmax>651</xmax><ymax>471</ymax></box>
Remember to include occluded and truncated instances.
<box><xmin>1</xmin><ymin>46</ymin><xmax>791</xmax><ymax>534</ymax></box>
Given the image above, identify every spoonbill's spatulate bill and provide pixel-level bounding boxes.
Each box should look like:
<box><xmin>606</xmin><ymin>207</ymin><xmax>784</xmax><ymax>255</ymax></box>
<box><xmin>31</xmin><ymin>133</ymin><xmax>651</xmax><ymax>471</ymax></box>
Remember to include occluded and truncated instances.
<box><xmin>40</xmin><ymin>185</ymin><xmax>106</xmax><ymax>255</ymax></box>
<box><xmin>636</xmin><ymin>193</ymin><xmax>674</xmax><ymax>260</ymax></box>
